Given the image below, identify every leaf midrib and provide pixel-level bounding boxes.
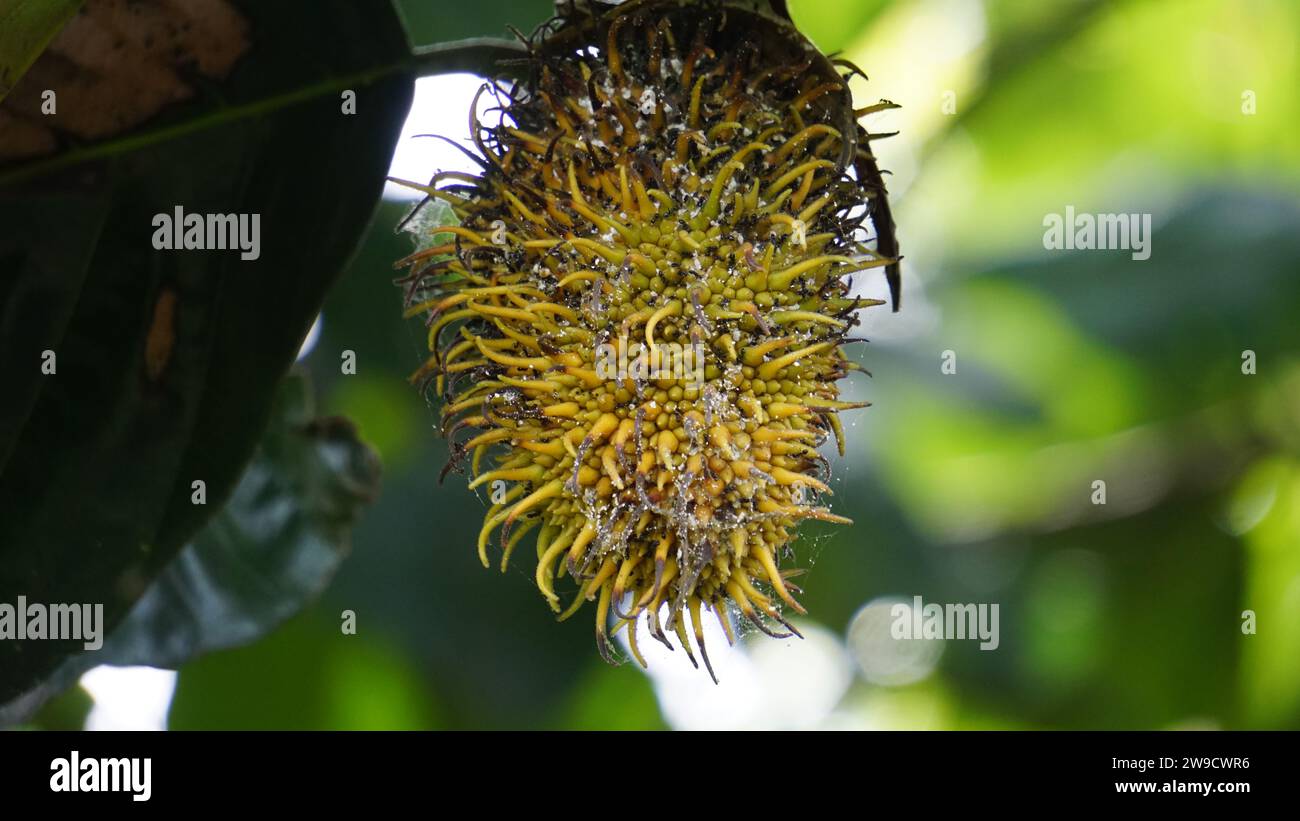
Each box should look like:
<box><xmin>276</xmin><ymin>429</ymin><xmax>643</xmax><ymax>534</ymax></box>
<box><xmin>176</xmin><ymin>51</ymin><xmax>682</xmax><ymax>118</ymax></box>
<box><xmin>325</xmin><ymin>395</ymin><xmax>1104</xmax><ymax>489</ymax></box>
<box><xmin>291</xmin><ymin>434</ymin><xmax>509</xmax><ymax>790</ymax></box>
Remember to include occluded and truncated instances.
<box><xmin>0</xmin><ymin>60</ymin><xmax>411</xmax><ymax>186</ymax></box>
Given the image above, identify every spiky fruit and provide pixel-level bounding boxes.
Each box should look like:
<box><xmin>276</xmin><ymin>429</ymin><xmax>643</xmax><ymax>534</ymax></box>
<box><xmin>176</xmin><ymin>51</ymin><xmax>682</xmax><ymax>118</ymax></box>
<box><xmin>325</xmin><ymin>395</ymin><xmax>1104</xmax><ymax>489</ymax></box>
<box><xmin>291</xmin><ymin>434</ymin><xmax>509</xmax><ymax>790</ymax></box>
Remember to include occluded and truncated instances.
<box><xmin>393</xmin><ymin>0</ymin><xmax>899</xmax><ymax>678</ymax></box>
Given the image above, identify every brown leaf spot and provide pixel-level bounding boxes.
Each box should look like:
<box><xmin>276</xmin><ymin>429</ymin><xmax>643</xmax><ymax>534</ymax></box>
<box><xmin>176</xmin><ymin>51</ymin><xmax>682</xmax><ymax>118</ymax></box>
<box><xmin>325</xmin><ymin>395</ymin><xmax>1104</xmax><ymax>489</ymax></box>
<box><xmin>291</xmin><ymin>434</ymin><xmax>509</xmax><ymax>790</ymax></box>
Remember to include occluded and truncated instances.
<box><xmin>0</xmin><ymin>0</ymin><xmax>249</xmax><ymax>162</ymax></box>
<box><xmin>144</xmin><ymin>286</ymin><xmax>178</xmax><ymax>382</ymax></box>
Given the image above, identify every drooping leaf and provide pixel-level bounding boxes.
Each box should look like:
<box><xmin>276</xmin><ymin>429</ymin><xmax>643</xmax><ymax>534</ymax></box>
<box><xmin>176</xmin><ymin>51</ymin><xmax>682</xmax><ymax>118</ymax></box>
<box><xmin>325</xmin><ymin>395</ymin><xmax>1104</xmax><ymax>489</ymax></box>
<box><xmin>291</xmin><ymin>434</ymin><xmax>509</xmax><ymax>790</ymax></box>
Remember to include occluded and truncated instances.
<box><xmin>95</xmin><ymin>371</ymin><xmax>381</xmax><ymax>669</ymax></box>
<box><xmin>0</xmin><ymin>371</ymin><xmax>381</xmax><ymax>726</ymax></box>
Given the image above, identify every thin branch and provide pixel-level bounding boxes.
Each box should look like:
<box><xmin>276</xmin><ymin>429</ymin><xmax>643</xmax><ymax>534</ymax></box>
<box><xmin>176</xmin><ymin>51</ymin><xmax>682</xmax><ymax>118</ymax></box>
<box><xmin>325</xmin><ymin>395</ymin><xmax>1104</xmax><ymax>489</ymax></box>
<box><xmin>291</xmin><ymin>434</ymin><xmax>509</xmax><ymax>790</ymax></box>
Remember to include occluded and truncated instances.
<box><xmin>410</xmin><ymin>38</ymin><xmax>530</xmax><ymax>79</ymax></box>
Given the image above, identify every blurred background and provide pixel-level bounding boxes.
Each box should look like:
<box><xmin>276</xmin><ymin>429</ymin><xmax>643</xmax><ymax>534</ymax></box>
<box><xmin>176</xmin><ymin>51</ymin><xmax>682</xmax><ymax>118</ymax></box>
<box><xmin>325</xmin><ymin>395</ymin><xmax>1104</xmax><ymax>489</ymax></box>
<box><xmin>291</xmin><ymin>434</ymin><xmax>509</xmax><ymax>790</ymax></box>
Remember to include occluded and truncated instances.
<box><xmin>35</xmin><ymin>0</ymin><xmax>1300</xmax><ymax>730</ymax></box>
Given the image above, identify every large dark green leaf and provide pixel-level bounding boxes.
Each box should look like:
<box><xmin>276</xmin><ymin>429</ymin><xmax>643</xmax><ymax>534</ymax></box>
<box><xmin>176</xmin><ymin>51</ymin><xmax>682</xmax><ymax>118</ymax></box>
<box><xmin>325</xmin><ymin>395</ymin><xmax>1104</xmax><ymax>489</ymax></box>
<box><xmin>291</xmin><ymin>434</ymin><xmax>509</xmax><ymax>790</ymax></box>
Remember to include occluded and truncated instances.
<box><xmin>0</xmin><ymin>0</ymin><xmax>414</xmax><ymax>701</ymax></box>
<box><xmin>0</xmin><ymin>372</ymin><xmax>381</xmax><ymax>726</ymax></box>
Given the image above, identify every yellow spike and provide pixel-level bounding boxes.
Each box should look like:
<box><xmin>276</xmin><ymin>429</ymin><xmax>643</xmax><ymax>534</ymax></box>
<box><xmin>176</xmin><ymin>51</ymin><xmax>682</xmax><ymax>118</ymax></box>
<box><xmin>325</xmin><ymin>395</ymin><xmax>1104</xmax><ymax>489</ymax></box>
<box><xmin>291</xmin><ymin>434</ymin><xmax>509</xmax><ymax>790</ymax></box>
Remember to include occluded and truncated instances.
<box><xmin>625</xmin><ymin>615</ymin><xmax>648</xmax><ymax>668</ymax></box>
<box><xmin>619</xmin><ymin>164</ymin><xmax>634</xmax><ymax>217</ymax></box>
<box><xmin>520</xmin><ymin>439</ymin><xmax>565</xmax><ymax>458</ymax></box>
<box><xmin>688</xmin><ymin>597</ymin><xmax>717</xmax><ymax>683</ymax></box>
<box><xmin>466</xmin><ymin>301</ymin><xmax>539</xmax><ymax>324</ymax></box>
<box><xmin>502</xmin><ymin>189</ymin><xmax>547</xmax><ymax>227</ymax></box>
<box><xmin>765</xmin><ymin>402</ymin><xmax>808</xmax><ymax>420</ymax></box>
<box><xmin>498</xmin><ymin>375</ymin><xmax>559</xmax><ymax>393</ymax></box>
<box><xmin>557</xmin><ymin>270</ymin><xmax>601</xmax><ymax>288</ymax></box>
<box><xmin>563</xmin><ymin>365</ymin><xmax>603</xmax><ymax>388</ymax></box>
<box><xmin>766</xmin><ymin>255</ymin><xmax>855</xmax><ymax>291</ymax></box>
<box><xmin>644</xmin><ymin>299</ymin><xmax>682</xmax><ymax>352</ymax></box>
<box><xmin>756</xmin><ymin>342</ymin><xmax>832</xmax><ymax>381</ymax></box>
<box><xmin>492</xmin><ymin>319</ymin><xmax>545</xmax><ymax>352</ymax></box>
<box><xmin>643</xmin><ymin>557</ymin><xmax>678</xmax><ymax>616</ymax></box>
<box><xmin>612</xmin><ymin>552</ymin><xmax>641</xmax><ymax>603</ymax></box>
<box><xmin>828</xmin><ymin>412</ymin><xmax>846</xmax><ymax>457</ymax></box>
<box><xmin>797</xmin><ymin>193</ymin><xmax>833</xmax><ymax>224</ymax></box>
<box><xmin>802</xmin><ymin>396</ymin><xmax>870</xmax><ymax>411</ymax></box>
<box><xmin>505</xmin><ymin>479</ymin><xmax>565</xmax><ymax>528</ymax></box>
<box><xmin>656</xmin><ymin>429</ymin><xmax>679</xmax><ymax>470</ymax></box>
<box><xmin>764</xmin><ymin>159</ymin><xmax>833</xmax><ymax>199</ymax></box>
<box><xmin>770</xmin><ymin>467</ymin><xmax>831</xmax><ymax>494</ymax></box>
<box><xmin>444</xmin><ymin>394</ymin><xmax>489</xmax><ymax>416</ymax></box>
<box><xmin>790</xmin><ymin>167</ymin><xmax>816</xmax><ymax>211</ymax></box>
<box><xmin>536</xmin><ymin>530</ymin><xmax>576</xmax><ymax>611</ymax></box>
<box><xmin>443</xmin><ymin>358</ymin><xmax>488</xmax><ymax>374</ymax></box>
<box><xmin>751</xmin><ymin>542</ymin><xmax>806</xmax><ymax>614</ymax></box>
<box><xmin>769</xmin><ymin>310</ymin><xmax>846</xmax><ymax>328</ymax></box>
<box><xmin>751</xmin><ymin>426</ymin><xmax>815</xmax><ymax>443</ymax></box>
<box><xmin>729</xmin><ymin>527</ymin><xmax>748</xmax><ymax>561</ymax></box>
<box><xmin>564</xmin><ymin>521</ymin><xmax>599</xmax><ymax>571</ymax></box>
<box><xmin>475</xmin><ymin>340</ymin><xmax>552</xmax><ymax>371</ymax></box>
<box><xmin>468</xmin><ymin>442</ymin><xmax>492</xmax><ymax>478</ymax></box>
<box><xmin>632</xmin><ymin>175</ymin><xmax>655</xmax><ymax>218</ymax></box>
<box><xmin>734</xmin><ymin>572</ymin><xmax>777</xmax><ymax>614</ymax></box>
<box><xmin>561</xmin><ymin>557</ymin><xmax>616</xmax><ymax>623</ymax></box>
<box><xmin>461</xmin><ymin>428</ymin><xmax>513</xmax><ymax>452</ymax></box>
<box><xmin>602</xmin><ymin>447</ymin><xmax>625</xmax><ymax>489</ymax></box>
<box><xmin>673</xmin><ymin>616</ymin><xmax>697</xmax><ymax>669</ymax></box>
<box><xmin>788</xmin><ymin>81</ymin><xmax>842</xmax><ymax>112</ymax></box>
<box><xmin>687</xmin><ymin>76</ymin><xmax>705</xmax><ymax>128</ymax></box>
<box><xmin>426</xmin><ymin>308</ymin><xmax>476</xmax><ymax>351</ymax></box>
<box><xmin>701</xmin><ymin>160</ymin><xmax>744</xmax><ymax>221</ymax></box>
<box><xmin>466</xmin><ymin>464</ymin><xmax>544</xmax><ymax>490</ymax></box>
<box><xmin>594</xmin><ymin>578</ymin><xmax>615</xmax><ymax>661</ymax></box>
<box><xmin>500</xmin><ymin>517</ymin><xmax>540</xmax><ymax>573</ymax></box>
<box><xmin>714</xmin><ymin>601</ymin><xmax>736</xmax><ymax>646</ymax></box>
<box><xmin>476</xmin><ymin>507</ymin><xmax>511</xmax><ymax>568</ymax></box>
<box><xmin>542</xmin><ymin>401</ymin><xmax>580</xmax><ymax>418</ymax></box>
<box><xmin>766</xmin><ymin>123</ymin><xmax>840</xmax><ymax>167</ymax></box>
<box><xmin>742</xmin><ymin>336</ymin><xmax>795</xmax><ymax>367</ymax></box>
<box><xmin>529</xmin><ymin>303</ymin><xmax>580</xmax><ymax>322</ymax></box>
<box><xmin>587</xmin><ymin>413</ymin><xmax>621</xmax><ymax>442</ymax></box>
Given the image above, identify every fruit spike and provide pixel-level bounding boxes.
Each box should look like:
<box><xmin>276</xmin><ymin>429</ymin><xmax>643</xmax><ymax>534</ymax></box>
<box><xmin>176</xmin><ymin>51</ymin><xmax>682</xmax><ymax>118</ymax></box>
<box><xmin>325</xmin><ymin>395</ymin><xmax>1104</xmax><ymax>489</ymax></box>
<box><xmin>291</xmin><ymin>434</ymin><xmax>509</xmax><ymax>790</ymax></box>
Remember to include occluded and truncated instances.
<box><xmin>393</xmin><ymin>0</ymin><xmax>899</xmax><ymax>680</ymax></box>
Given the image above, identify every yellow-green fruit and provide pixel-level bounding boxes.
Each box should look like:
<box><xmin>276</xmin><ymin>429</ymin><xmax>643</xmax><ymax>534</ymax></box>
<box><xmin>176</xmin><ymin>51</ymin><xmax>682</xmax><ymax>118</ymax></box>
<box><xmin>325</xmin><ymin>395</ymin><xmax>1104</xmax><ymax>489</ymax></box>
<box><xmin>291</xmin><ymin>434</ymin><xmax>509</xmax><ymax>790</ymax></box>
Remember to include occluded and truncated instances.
<box><xmin>394</xmin><ymin>0</ymin><xmax>899</xmax><ymax>679</ymax></box>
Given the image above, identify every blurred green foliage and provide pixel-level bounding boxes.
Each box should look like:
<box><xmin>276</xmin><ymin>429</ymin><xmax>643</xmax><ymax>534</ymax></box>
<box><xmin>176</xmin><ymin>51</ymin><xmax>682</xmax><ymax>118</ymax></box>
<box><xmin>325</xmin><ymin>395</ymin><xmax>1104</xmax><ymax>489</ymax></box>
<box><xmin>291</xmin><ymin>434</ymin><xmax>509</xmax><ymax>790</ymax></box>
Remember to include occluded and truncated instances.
<box><xmin>40</xmin><ymin>0</ymin><xmax>1300</xmax><ymax>730</ymax></box>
